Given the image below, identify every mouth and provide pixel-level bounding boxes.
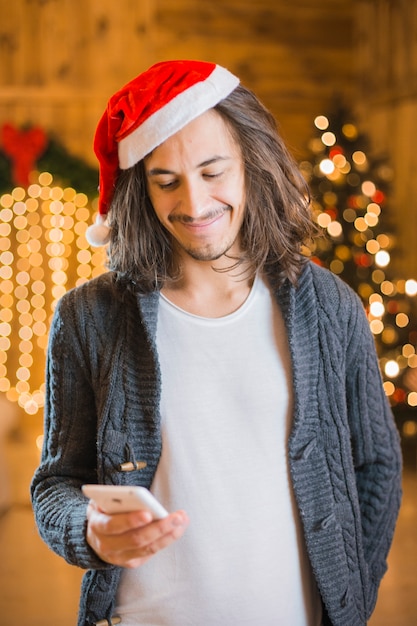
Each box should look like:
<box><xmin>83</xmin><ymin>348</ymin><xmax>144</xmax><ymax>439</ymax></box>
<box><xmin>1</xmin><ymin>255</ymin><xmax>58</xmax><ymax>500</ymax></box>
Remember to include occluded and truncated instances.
<box><xmin>169</xmin><ymin>207</ymin><xmax>231</xmax><ymax>230</ymax></box>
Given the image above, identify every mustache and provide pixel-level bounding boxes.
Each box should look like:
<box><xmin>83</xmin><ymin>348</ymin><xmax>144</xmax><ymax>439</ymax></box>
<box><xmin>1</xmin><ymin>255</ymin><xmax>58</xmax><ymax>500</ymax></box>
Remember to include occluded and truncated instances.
<box><xmin>168</xmin><ymin>206</ymin><xmax>231</xmax><ymax>224</ymax></box>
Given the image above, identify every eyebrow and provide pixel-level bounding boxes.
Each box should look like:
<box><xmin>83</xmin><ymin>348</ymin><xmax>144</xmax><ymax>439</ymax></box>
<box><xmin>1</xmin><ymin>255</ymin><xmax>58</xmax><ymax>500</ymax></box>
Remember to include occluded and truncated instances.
<box><xmin>146</xmin><ymin>156</ymin><xmax>230</xmax><ymax>177</ymax></box>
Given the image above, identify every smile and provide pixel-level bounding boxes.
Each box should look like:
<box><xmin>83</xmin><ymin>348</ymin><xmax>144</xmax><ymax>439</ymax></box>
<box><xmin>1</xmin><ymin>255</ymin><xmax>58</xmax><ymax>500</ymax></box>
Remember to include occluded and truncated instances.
<box><xmin>169</xmin><ymin>207</ymin><xmax>230</xmax><ymax>231</ymax></box>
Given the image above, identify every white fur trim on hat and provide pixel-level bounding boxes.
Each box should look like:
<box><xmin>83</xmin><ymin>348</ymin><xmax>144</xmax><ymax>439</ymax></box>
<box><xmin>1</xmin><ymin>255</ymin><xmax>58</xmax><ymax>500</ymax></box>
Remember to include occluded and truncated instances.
<box><xmin>85</xmin><ymin>213</ymin><xmax>111</xmax><ymax>247</ymax></box>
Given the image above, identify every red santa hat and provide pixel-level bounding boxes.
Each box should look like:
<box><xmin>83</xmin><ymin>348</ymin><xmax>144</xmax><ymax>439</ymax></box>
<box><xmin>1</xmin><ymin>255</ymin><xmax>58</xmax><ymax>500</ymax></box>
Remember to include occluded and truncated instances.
<box><xmin>86</xmin><ymin>59</ymin><xmax>239</xmax><ymax>246</ymax></box>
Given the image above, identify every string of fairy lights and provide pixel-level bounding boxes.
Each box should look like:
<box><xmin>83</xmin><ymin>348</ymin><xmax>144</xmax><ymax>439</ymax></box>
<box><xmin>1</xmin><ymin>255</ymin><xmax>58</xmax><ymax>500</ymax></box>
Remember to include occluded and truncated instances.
<box><xmin>303</xmin><ymin>114</ymin><xmax>417</xmax><ymax>409</ymax></box>
<box><xmin>0</xmin><ymin>171</ymin><xmax>105</xmax><ymax>416</ymax></box>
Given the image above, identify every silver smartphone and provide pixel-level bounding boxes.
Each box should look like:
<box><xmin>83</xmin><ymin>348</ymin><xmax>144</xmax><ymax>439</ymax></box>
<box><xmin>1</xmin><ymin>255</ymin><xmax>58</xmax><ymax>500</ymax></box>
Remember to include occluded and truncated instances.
<box><xmin>82</xmin><ymin>484</ymin><xmax>168</xmax><ymax>519</ymax></box>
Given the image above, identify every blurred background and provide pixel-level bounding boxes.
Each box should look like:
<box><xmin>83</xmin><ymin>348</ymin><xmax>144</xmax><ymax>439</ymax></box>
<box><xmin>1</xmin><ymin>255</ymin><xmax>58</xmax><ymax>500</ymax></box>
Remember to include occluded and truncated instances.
<box><xmin>0</xmin><ymin>0</ymin><xmax>416</xmax><ymax>624</ymax></box>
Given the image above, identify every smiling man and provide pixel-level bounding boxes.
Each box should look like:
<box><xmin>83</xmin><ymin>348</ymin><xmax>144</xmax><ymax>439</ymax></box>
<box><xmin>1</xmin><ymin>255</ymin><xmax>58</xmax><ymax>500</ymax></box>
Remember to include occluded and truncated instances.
<box><xmin>31</xmin><ymin>60</ymin><xmax>402</xmax><ymax>626</ymax></box>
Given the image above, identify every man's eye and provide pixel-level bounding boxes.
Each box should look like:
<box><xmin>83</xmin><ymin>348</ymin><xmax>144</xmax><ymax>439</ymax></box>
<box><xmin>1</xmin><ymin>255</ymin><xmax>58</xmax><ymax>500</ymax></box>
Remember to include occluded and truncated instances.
<box><xmin>204</xmin><ymin>172</ymin><xmax>222</xmax><ymax>179</ymax></box>
<box><xmin>158</xmin><ymin>180</ymin><xmax>177</xmax><ymax>189</ymax></box>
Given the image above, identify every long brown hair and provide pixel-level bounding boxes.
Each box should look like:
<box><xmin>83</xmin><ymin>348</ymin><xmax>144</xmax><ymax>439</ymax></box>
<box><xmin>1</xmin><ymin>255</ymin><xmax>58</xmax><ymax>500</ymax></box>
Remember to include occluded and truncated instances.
<box><xmin>106</xmin><ymin>84</ymin><xmax>314</xmax><ymax>292</ymax></box>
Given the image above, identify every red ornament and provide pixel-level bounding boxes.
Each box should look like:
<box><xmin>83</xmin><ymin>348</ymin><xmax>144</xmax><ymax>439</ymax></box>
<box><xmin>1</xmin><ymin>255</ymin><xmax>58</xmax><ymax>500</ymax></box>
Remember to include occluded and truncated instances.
<box><xmin>387</xmin><ymin>301</ymin><xmax>399</xmax><ymax>314</ymax></box>
<box><xmin>392</xmin><ymin>387</ymin><xmax>407</xmax><ymax>404</ymax></box>
<box><xmin>325</xmin><ymin>207</ymin><xmax>337</xmax><ymax>220</ymax></box>
<box><xmin>354</xmin><ymin>253</ymin><xmax>372</xmax><ymax>267</ymax></box>
<box><xmin>348</xmin><ymin>195</ymin><xmax>360</xmax><ymax>209</ymax></box>
<box><xmin>1</xmin><ymin>123</ymin><xmax>47</xmax><ymax>186</ymax></box>
<box><xmin>311</xmin><ymin>256</ymin><xmax>324</xmax><ymax>267</ymax></box>
<box><xmin>372</xmin><ymin>190</ymin><xmax>385</xmax><ymax>204</ymax></box>
<box><xmin>329</xmin><ymin>146</ymin><xmax>344</xmax><ymax>158</ymax></box>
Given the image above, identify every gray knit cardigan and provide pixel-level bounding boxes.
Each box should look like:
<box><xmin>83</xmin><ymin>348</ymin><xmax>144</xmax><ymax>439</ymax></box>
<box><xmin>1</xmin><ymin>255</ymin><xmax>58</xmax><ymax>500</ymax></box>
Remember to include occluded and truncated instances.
<box><xmin>31</xmin><ymin>261</ymin><xmax>402</xmax><ymax>626</ymax></box>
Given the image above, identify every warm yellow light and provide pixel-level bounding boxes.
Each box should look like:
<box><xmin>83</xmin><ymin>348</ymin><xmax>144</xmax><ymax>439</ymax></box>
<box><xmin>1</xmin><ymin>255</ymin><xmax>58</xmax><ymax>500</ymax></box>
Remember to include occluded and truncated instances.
<box><xmin>0</xmin><ymin>378</ymin><xmax>11</xmax><ymax>392</ymax></box>
<box><xmin>409</xmin><ymin>355</ymin><xmax>417</xmax><ymax>368</ymax></box>
<box><xmin>383</xmin><ymin>381</ymin><xmax>395</xmax><ymax>396</ymax></box>
<box><xmin>12</xmin><ymin>187</ymin><xmax>26</xmax><ymax>201</ymax></box>
<box><xmin>74</xmin><ymin>193</ymin><xmax>88</xmax><ymax>208</ymax></box>
<box><xmin>329</xmin><ymin>260</ymin><xmax>344</xmax><ymax>274</ymax></box>
<box><xmin>367</xmin><ymin>202</ymin><xmax>381</xmax><ymax>216</ymax></box>
<box><xmin>314</xmin><ymin>115</ymin><xmax>329</xmax><ymax>130</ymax></box>
<box><xmin>0</xmin><ymin>322</ymin><xmax>12</xmax><ymax>337</ymax></box>
<box><xmin>354</xmin><ymin>217</ymin><xmax>368</xmax><ymax>232</ymax></box>
<box><xmin>327</xmin><ymin>221</ymin><xmax>343</xmax><ymax>237</ymax></box>
<box><xmin>385</xmin><ymin>360</ymin><xmax>400</xmax><ymax>378</ymax></box>
<box><xmin>77</xmin><ymin>249</ymin><xmax>92</xmax><ymax>264</ymax></box>
<box><xmin>0</xmin><ymin>266</ymin><xmax>13</xmax><ymax>280</ymax></box>
<box><xmin>343</xmin><ymin>209</ymin><xmax>356</xmax><ymax>223</ymax></box>
<box><xmin>396</xmin><ymin>313</ymin><xmax>409</xmax><ymax>328</ymax></box>
<box><xmin>17</xmin><ymin>367</ymin><xmax>30</xmax><ymax>381</ymax></box>
<box><xmin>13</xmin><ymin>201</ymin><xmax>26</xmax><ymax>215</ymax></box>
<box><xmin>19</xmin><ymin>339</ymin><xmax>33</xmax><ymax>353</ymax></box>
<box><xmin>16</xmin><ymin>271</ymin><xmax>30</xmax><ymax>285</ymax></box>
<box><xmin>317</xmin><ymin>213</ymin><xmax>332</xmax><ymax>228</ymax></box>
<box><xmin>19</xmin><ymin>353</ymin><xmax>33</xmax><ymax>367</ymax></box>
<box><xmin>0</xmin><ymin>309</ymin><xmax>12</xmax><ymax>322</ymax></box>
<box><xmin>63</xmin><ymin>187</ymin><xmax>76</xmax><ymax>201</ymax></box>
<box><xmin>1</xmin><ymin>194</ymin><xmax>14</xmax><ymax>208</ymax></box>
<box><xmin>0</xmin><ymin>280</ymin><xmax>13</xmax><ymax>294</ymax></box>
<box><xmin>361</xmin><ymin>181</ymin><xmax>376</xmax><ymax>197</ymax></box>
<box><xmin>335</xmin><ymin>245</ymin><xmax>351</xmax><ymax>261</ymax></box>
<box><xmin>403</xmin><ymin>344</ymin><xmax>415</xmax><ymax>358</ymax></box>
<box><xmin>364</xmin><ymin>212</ymin><xmax>378</xmax><ymax>227</ymax></box>
<box><xmin>33</xmin><ymin>321</ymin><xmax>47</xmax><ymax>337</ymax></box>
<box><xmin>332</xmin><ymin>154</ymin><xmax>346</xmax><ymax>169</ymax></box>
<box><xmin>407</xmin><ymin>394</ymin><xmax>417</xmax><ymax>408</ymax></box>
<box><xmin>14</xmin><ymin>215</ymin><xmax>28</xmax><ymax>230</ymax></box>
<box><xmin>352</xmin><ymin>151</ymin><xmax>367</xmax><ymax>165</ymax></box>
<box><xmin>369</xmin><ymin>319</ymin><xmax>384</xmax><ymax>334</ymax></box>
<box><xmin>52</xmin><ymin>270</ymin><xmax>67</xmax><ymax>286</ymax></box>
<box><xmin>38</xmin><ymin>172</ymin><xmax>53</xmax><ymax>186</ymax></box>
<box><xmin>342</xmin><ymin>123</ymin><xmax>358</xmax><ymax>140</ymax></box>
<box><xmin>380</xmin><ymin>281</ymin><xmax>394</xmax><ymax>296</ymax></box>
<box><xmin>321</xmin><ymin>132</ymin><xmax>336</xmax><ymax>147</ymax></box>
<box><xmin>369</xmin><ymin>301</ymin><xmax>385</xmax><ymax>317</ymax></box>
<box><xmin>50</xmin><ymin>186</ymin><xmax>64</xmax><ymax>201</ymax></box>
<box><xmin>28</xmin><ymin>184</ymin><xmax>41</xmax><ymax>198</ymax></box>
<box><xmin>366</xmin><ymin>240</ymin><xmax>380</xmax><ymax>254</ymax></box>
<box><xmin>0</xmin><ymin>172</ymin><xmax>105</xmax><ymax>414</ymax></box>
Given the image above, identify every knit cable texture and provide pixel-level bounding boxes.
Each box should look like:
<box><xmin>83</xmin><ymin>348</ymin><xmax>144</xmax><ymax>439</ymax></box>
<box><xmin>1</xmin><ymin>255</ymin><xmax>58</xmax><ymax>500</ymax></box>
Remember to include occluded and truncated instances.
<box><xmin>31</xmin><ymin>263</ymin><xmax>402</xmax><ymax>626</ymax></box>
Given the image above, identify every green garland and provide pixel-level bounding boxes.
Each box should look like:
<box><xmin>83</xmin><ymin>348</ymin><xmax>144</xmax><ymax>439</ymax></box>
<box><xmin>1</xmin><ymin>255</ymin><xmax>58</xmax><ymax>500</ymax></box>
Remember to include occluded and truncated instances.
<box><xmin>0</xmin><ymin>133</ymin><xmax>98</xmax><ymax>197</ymax></box>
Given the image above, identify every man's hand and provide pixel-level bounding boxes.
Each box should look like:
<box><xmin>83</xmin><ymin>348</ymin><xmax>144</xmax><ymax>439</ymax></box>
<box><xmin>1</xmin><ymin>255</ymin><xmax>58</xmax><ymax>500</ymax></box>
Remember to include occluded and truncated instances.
<box><xmin>86</xmin><ymin>500</ymin><xmax>189</xmax><ymax>568</ymax></box>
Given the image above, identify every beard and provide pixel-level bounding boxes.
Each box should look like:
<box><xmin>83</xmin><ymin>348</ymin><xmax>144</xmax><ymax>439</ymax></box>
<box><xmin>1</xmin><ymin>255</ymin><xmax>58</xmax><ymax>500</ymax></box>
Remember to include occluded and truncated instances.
<box><xmin>175</xmin><ymin>236</ymin><xmax>238</xmax><ymax>262</ymax></box>
<box><xmin>169</xmin><ymin>205</ymin><xmax>241</xmax><ymax>263</ymax></box>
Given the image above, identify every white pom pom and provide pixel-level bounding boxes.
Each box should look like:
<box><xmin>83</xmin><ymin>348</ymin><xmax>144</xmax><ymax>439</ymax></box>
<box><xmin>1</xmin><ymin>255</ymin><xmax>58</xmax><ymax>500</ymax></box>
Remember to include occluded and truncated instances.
<box><xmin>85</xmin><ymin>214</ymin><xmax>111</xmax><ymax>247</ymax></box>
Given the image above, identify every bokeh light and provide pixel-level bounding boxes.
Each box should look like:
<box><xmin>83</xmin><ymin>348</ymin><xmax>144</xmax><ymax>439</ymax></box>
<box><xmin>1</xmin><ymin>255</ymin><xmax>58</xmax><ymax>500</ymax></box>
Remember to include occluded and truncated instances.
<box><xmin>0</xmin><ymin>171</ymin><xmax>105</xmax><ymax>415</ymax></box>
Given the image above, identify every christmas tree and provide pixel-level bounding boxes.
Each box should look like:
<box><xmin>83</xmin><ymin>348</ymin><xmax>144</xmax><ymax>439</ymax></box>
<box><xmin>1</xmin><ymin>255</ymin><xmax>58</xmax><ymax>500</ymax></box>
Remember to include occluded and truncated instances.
<box><xmin>300</xmin><ymin>107</ymin><xmax>417</xmax><ymax>413</ymax></box>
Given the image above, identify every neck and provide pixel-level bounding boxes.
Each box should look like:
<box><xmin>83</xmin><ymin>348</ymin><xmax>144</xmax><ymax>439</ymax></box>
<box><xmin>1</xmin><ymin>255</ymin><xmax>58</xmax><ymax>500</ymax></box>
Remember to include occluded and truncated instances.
<box><xmin>161</xmin><ymin>255</ymin><xmax>254</xmax><ymax>318</ymax></box>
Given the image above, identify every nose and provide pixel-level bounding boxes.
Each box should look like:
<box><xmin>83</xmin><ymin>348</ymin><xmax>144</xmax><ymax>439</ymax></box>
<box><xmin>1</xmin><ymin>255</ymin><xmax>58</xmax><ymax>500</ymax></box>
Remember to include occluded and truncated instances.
<box><xmin>179</xmin><ymin>178</ymin><xmax>210</xmax><ymax>219</ymax></box>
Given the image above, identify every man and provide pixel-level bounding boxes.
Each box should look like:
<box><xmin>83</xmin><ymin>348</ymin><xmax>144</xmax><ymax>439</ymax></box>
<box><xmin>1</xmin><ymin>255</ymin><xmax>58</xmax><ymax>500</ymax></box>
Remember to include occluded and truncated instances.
<box><xmin>31</xmin><ymin>60</ymin><xmax>402</xmax><ymax>626</ymax></box>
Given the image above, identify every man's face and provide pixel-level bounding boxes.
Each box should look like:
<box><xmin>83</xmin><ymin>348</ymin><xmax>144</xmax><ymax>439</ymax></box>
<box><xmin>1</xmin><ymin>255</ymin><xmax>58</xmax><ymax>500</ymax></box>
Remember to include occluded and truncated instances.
<box><xmin>145</xmin><ymin>109</ymin><xmax>246</xmax><ymax>264</ymax></box>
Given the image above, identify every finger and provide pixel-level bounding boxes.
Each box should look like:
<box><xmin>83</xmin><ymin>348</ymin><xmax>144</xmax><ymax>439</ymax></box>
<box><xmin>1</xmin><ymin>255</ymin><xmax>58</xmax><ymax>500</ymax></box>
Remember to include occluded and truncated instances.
<box><xmin>87</xmin><ymin>509</ymin><xmax>189</xmax><ymax>566</ymax></box>
<box><xmin>93</xmin><ymin>513</ymin><xmax>188</xmax><ymax>568</ymax></box>
<box><xmin>87</xmin><ymin>501</ymin><xmax>154</xmax><ymax>534</ymax></box>
<box><xmin>124</xmin><ymin>510</ymin><xmax>188</xmax><ymax>548</ymax></box>
<box><xmin>117</xmin><ymin>512</ymin><xmax>190</xmax><ymax>568</ymax></box>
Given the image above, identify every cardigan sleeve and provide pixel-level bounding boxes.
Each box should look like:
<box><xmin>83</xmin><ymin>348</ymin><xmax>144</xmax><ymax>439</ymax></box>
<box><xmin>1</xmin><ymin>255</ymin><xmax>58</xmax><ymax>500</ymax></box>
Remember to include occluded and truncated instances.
<box><xmin>30</xmin><ymin>286</ymin><xmax>115</xmax><ymax>571</ymax></box>
<box><xmin>343</xmin><ymin>287</ymin><xmax>402</xmax><ymax>617</ymax></box>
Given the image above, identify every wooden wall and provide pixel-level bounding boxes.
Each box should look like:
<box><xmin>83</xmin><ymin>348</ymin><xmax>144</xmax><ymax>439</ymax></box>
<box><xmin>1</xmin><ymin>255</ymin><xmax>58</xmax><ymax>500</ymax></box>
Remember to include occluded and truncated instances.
<box><xmin>0</xmin><ymin>0</ymin><xmax>354</xmax><ymax>162</ymax></box>
<box><xmin>355</xmin><ymin>0</ymin><xmax>417</xmax><ymax>276</ymax></box>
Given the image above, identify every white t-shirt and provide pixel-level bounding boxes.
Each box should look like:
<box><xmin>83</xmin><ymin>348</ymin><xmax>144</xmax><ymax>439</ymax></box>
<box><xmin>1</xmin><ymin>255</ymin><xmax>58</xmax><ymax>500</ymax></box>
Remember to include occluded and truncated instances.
<box><xmin>115</xmin><ymin>275</ymin><xmax>321</xmax><ymax>625</ymax></box>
